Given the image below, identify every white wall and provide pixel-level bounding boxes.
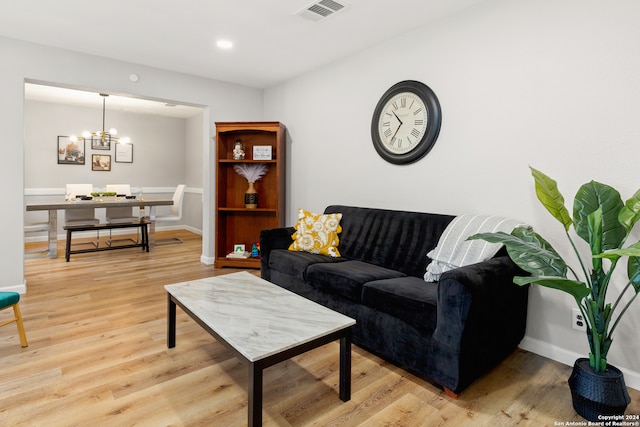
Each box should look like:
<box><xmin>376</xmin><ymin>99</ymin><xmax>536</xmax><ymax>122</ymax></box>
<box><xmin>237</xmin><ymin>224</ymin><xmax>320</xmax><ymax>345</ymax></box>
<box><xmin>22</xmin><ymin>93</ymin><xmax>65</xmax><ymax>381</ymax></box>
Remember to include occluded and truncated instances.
<box><xmin>264</xmin><ymin>0</ymin><xmax>640</xmax><ymax>387</ymax></box>
<box><xmin>183</xmin><ymin>114</ymin><xmax>205</xmax><ymax>231</ymax></box>
<box><xmin>24</xmin><ymin>100</ymin><xmax>188</xmax><ymax>188</ymax></box>
<box><xmin>2</xmin><ymin>36</ymin><xmax>263</xmax><ymax>293</ymax></box>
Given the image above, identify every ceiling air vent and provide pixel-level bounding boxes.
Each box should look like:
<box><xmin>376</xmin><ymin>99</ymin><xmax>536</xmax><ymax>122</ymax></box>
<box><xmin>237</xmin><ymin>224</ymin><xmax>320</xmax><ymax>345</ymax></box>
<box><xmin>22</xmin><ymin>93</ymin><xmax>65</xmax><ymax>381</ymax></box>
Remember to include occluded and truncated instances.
<box><xmin>296</xmin><ymin>0</ymin><xmax>348</xmax><ymax>22</ymax></box>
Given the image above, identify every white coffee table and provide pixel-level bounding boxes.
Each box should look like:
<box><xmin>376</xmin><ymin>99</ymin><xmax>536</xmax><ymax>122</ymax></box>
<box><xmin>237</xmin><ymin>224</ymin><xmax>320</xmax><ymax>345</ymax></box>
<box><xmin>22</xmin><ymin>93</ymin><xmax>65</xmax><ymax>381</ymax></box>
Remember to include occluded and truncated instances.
<box><xmin>165</xmin><ymin>271</ymin><xmax>356</xmax><ymax>426</ymax></box>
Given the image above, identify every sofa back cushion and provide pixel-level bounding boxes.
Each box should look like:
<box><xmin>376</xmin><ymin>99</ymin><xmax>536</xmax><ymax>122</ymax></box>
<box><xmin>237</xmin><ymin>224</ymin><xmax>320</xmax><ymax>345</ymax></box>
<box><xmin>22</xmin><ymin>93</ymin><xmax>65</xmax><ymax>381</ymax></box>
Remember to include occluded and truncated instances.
<box><xmin>324</xmin><ymin>205</ymin><xmax>454</xmax><ymax>278</ymax></box>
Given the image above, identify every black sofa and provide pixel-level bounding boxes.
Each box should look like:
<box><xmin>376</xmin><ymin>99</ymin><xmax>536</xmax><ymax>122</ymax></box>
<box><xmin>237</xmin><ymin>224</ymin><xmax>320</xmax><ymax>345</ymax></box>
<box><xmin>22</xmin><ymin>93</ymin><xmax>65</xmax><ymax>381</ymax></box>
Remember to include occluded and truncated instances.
<box><xmin>259</xmin><ymin>205</ymin><xmax>529</xmax><ymax>396</ymax></box>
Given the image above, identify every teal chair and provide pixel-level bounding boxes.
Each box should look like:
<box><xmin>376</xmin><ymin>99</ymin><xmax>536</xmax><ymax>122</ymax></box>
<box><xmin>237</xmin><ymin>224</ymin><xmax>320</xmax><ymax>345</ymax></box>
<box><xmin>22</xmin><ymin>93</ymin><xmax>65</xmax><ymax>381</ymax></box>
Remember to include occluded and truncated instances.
<box><xmin>0</xmin><ymin>292</ymin><xmax>28</xmax><ymax>347</ymax></box>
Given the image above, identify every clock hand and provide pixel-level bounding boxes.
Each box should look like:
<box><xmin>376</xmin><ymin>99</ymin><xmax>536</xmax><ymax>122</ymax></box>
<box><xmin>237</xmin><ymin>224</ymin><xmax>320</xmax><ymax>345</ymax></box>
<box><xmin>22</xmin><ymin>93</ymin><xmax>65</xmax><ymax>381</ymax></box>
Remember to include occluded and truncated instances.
<box><xmin>390</xmin><ymin>122</ymin><xmax>401</xmax><ymax>142</ymax></box>
<box><xmin>392</xmin><ymin>111</ymin><xmax>403</xmax><ymax>126</ymax></box>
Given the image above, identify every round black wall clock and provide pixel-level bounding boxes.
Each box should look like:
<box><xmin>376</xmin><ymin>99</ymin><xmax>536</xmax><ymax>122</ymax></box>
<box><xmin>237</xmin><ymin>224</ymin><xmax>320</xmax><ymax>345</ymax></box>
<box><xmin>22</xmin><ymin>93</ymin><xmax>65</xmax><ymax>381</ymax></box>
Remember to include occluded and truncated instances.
<box><xmin>371</xmin><ymin>80</ymin><xmax>442</xmax><ymax>165</ymax></box>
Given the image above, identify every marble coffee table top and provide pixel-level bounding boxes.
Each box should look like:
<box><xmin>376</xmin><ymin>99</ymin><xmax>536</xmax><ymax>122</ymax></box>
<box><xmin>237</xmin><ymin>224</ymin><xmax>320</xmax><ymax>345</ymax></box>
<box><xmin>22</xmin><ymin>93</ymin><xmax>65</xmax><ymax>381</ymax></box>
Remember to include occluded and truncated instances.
<box><xmin>165</xmin><ymin>271</ymin><xmax>355</xmax><ymax>362</ymax></box>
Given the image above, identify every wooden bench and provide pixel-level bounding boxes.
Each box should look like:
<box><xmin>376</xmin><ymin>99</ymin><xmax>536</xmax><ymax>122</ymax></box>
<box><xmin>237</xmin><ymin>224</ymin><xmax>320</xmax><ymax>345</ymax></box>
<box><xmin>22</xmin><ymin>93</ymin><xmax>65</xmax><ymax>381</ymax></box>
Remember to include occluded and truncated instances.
<box><xmin>64</xmin><ymin>220</ymin><xmax>149</xmax><ymax>262</ymax></box>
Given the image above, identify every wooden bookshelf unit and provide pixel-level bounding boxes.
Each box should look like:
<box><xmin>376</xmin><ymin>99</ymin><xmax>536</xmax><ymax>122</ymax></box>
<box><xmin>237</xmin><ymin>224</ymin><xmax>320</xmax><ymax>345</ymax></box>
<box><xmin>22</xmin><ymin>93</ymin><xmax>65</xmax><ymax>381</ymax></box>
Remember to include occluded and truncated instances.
<box><xmin>214</xmin><ymin>122</ymin><xmax>286</xmax><ymax>268</ymax></box>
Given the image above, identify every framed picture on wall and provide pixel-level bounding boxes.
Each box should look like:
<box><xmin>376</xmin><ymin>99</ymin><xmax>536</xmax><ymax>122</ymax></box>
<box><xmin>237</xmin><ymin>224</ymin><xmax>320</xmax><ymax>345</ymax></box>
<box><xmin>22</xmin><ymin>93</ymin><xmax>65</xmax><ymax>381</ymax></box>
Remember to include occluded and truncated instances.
<box><xmin>92</xmin><ymin>154</ymin><xmax>111</xmax><ymax>171</ymax></box>
<box><xmin>57</xmin><ymin>136</ymin><xmax>85</xmax><ymax>165</ymax></box>
<box><xmin>114</xmin><ymin>142</ymin><xmax>133</xmax><ymax>163</ymax></box>
<box><xmin>92</xmin><ymin>134</ymin><xmax>111</xmax><ymax>150</ymax></box>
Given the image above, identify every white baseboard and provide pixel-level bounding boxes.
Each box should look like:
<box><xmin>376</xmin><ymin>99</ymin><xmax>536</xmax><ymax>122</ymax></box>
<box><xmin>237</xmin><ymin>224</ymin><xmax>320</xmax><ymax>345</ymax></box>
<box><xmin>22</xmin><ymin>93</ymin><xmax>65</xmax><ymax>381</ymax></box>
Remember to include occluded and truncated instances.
<box><xmin>520</xmin><ymin>336</ymin><xmax>640</xmax><ymax>391</ymax></box>
<box><xmin>154</xmin><ymin>224</ymin><xmax>203</xmax><ymax>235</ymax></box>
<box><xmin>200</xmin><ymin>254</ymin><xmax>215</xmax><ymax>265</ymax></box>
<box><xmin>182</xmin><ymin>225</ymin><xmax>202</xmax><ymax>235</ymax></box>
<box><xmin>0</xmin><ymin>281</ymin><xmax>27</xmax><ymax>294</ymax></box>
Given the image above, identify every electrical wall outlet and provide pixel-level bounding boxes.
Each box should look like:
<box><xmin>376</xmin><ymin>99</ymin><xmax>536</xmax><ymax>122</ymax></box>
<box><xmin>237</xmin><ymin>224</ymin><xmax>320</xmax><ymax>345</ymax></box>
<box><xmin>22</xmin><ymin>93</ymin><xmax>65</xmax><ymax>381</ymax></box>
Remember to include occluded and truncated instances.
<box><xmin>572</xmin><ymin>308</ymin><xmax>587</xmax><ymax>331</ymax></box>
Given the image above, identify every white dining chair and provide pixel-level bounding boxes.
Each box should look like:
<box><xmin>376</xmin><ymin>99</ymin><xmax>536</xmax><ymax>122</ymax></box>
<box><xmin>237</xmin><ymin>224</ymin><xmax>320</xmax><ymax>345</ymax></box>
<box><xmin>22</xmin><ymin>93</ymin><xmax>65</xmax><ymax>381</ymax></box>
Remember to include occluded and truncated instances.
<box><xmin>155</xmin><ymin>184</ymin><xmax>186</xmax><ymax>244</ymax></box>
<box><xmin>65</xmin><ymin>184</ymin><xmax>100</xmax><ymax>247</ymax></box>
<box><xmin>105</xmin><ymin>184</ymin><xmax>139</xmax><ymax>245</ymax></box>
<box><xmin>105</xmin><ymin>184</ymin><xmax>138</xmax><ymax>223</ymax></box>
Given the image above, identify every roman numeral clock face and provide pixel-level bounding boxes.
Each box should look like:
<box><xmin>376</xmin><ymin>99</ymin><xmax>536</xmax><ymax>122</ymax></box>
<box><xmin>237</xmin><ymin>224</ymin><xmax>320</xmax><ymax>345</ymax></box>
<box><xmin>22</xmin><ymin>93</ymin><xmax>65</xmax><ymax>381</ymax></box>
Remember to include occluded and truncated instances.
<box><xmin>379</xmin><ymin>93</ymin><xmax>428</xmax><ymax>154</ymax></box>
<box><xmin>371</xmin><ymin>81</ymin><xmax>442</xmax><ymax>164</ymax></box>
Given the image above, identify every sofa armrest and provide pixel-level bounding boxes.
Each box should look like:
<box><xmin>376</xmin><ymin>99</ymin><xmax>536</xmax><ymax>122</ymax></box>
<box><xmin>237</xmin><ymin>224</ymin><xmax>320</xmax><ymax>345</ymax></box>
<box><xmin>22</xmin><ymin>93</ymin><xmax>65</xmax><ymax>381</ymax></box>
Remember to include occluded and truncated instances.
<box><xmin>259</xmin><ymin>226</ymin><xmax>295</xmax><ymax>281</ymax></box>
<box><xmin>438</xmin><ymin>255</ymin><xmax>526</xmax><ymax>314</ymax></box>
<box><xmin>429</xmin><ymin>256</ymin><xmax>529</xmax><ymax>392</ymax></box>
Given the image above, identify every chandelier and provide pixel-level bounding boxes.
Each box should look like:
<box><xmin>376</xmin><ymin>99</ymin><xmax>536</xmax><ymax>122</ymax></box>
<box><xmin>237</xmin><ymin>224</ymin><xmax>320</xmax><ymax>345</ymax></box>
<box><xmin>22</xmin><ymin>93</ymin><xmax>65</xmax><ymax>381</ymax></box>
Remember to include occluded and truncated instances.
<box><xmin>70</xmin><ymin>93</ymin><xmax>130</xmax><ymax>144</ymax></box>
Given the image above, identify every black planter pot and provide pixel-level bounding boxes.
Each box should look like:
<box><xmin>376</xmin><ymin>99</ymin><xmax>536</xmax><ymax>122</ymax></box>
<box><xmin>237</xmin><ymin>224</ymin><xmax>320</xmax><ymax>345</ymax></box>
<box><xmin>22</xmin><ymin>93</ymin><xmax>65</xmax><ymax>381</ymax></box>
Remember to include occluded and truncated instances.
<box><xmin>568</xmin><ymin>358</ymin><xmax>631</xmax><ymax>421</ymax></box>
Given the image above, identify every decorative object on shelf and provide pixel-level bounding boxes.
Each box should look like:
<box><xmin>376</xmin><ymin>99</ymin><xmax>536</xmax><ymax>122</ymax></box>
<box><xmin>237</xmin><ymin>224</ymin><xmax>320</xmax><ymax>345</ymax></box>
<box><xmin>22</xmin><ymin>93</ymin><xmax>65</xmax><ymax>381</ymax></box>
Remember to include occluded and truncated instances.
<box><xmin>371</xmin><ymin>80</ymin><xmax>441</xmax><ymax>165</ymax></box>
<box><xmin>232</xmin><ymin>139</ymin><xmax>245</xmax><ymax>160</ymax></box>
<box><xmin>226</xmin><ymin>244</ymin><xmax>250</xmax><ymax>259</ymax></box>
<box><xmin>253</xmin><ymin>145</ymin><xmax>272</xmax><ymax>160</ymax></box>
<box><xmin>57</xmin><ymin>136</ymin><xmax>85</xmax><ymax>165</ymax></box>
<box><xmin>69</xmin><ymin>93</ymin><xmax>131</xmax><ymax>149</ymax></box>
<box><xmin>226</xmin><ymin>252</ymin><xmax>250</xmax><ymax>259</ymax></box>
<box><xmin>233</xmin><ymin>163</ymin><xmax>269</xmax><ymax>208</ymax></box>
<box><xmin>251</xmin><ymin>242</ymin><xmax>260</xmax><ymax>258</ymax></box>
<box><xmin>91</xmin><ymin>154</ymin><xmax>111</xmax><ymax>171</ymax></box>
<box><xmin>115</xmin><ymin>142</ymin><xmax>133</xmax><ymax>163</ymax></box>
<box><xmin>469</xmin><ymin>167</ymin><xmax>639</xmax><ymax>421</ymax></box>
<box><xmin>245</xmin><ymin>182</ymin><xmax>258</xmax><ymax>208</ymax></box>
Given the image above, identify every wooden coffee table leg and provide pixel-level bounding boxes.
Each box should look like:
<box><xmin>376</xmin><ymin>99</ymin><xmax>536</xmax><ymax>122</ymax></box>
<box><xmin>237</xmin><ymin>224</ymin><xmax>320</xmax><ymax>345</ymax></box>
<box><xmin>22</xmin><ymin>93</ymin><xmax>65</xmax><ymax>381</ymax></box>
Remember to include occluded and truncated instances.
<box><xmin>167</xmin><ymin>294</ymin><xmax>176</xmax><ymax>348</ymax></box>
<box><xmin>248</xmin><ymin>362</ymin><xmax>263</xmax><ymax>427</ymax></box>
<box><xmin>340</xmin><ymin>329</ymin><xmax>352</xmax><ymax>401</ymax></box>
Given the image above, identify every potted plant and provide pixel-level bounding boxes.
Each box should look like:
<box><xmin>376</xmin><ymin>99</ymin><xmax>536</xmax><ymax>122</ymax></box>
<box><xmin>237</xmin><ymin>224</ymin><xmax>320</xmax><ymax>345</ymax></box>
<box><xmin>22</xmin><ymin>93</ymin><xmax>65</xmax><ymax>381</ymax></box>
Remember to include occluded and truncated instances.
<box><xmin>469</xmin><ymin>167</ymin><xmax>639</xmax><ymax>420</ymax></box>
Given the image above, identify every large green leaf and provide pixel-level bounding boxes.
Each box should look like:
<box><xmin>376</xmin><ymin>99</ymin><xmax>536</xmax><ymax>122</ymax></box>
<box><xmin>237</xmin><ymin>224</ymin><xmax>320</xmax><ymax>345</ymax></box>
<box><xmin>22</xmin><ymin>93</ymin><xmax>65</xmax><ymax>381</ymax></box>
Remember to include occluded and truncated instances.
<box><xmin>619</xmin><ymin>188</ymin><xmax>640</xmax><ymax>232</ymax></box>
<box><xmin>594</xmin><ymin>241</ymin><xmax>640</xmax><ymax>260</ymax></box>
<box><xmin>513</xmin><ymin>276</ymin><xmax>590</xmax><ymax>303</ymax></box>
<box><xmin>588</xmin><ymin>208</ymin><xmax>603</xmax><ymax>272</ymax></box>
<box><xmin>628</xmin><ymin>256</ymin><xmax>640</xmax><ymax>294</ymax></box>
<box><xmin>468</xmin><ymin>228</ymin><xmax>567</xmax><ymax>277</ymax></box>
<box><xmin>593</xmin><ymin>242</ymin><xmax>640</xmax><ymax>296</ymax></box>
<box><xmin>573</xmin><ymin>181</ymin><xmax>625</xmax><ymax>250</ymax></box>
<box><xmin>530</xmin><ymin>167</ymin><xmax>572</xmax><ymax>231</ymax></box>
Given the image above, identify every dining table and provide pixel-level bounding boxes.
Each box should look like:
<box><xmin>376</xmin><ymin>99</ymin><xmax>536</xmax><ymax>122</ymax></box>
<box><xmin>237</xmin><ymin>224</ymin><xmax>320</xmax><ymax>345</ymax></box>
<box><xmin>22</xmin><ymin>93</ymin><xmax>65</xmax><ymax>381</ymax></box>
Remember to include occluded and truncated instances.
<box><xmin>26</xmin><ymin>197</ymin><xmax>174</xmax><ymax>258</ymax></box>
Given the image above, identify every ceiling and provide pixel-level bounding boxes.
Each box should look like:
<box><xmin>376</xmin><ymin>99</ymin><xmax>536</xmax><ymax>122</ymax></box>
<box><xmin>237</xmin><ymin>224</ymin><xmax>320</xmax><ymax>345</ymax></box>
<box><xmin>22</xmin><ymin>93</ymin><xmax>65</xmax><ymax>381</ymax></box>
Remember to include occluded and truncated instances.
<box><xmin>24</xmin><ymin>83</ymin><xmax>205</xmax><ymax>118</ymax></box>
<box><xmin>7</xmin><ymin>0</ymin><xmax>486</xmax><ymax>115</ymax></box>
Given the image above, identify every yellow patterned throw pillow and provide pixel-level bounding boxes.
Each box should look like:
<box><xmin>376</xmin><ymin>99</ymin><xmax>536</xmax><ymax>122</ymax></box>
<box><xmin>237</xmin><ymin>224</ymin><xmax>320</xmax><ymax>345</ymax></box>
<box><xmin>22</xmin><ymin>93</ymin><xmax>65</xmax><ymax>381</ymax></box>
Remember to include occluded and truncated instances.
<box><xmin>288</xmin><ymin>209</ymin><xmax>342</xmax><ymax>257</ymax></box>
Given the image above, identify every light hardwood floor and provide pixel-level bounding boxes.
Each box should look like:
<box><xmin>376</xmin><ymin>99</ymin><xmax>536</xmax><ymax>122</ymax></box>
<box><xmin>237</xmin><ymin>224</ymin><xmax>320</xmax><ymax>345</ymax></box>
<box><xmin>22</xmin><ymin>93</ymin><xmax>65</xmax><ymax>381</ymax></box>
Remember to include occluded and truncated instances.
<box><xmin>3</xmin><ymin>230</ymin><xmax>639</xmax><ymax>426</ymax></box>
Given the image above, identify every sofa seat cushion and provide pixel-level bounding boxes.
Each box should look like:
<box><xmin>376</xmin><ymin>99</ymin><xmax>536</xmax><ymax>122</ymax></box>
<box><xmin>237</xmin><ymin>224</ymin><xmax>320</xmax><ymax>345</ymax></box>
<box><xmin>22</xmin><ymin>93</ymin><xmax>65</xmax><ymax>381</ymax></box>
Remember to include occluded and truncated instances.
<box><xmin>306</xmin><ymin>260</ymin><xmax>406</xmax><ymax>302</ymax></box>
<box><xmin>269</xmin><ymin>249</ymin><xmax>345</xmax><ymax>281</ymax></box>
<box><xmin>362</xmin><ymin>277</ymin><xmax>438</xmax><ymax>332</ymax></box>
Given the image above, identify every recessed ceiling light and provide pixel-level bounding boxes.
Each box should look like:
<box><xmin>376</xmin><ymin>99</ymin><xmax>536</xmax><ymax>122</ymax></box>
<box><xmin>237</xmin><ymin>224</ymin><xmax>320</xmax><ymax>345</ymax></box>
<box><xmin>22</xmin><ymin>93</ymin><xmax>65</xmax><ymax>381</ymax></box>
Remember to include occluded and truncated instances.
<box><xmin>216</xmin><ymin>39</ymin><xmax>233</xmax><ymax>49</ymax></box>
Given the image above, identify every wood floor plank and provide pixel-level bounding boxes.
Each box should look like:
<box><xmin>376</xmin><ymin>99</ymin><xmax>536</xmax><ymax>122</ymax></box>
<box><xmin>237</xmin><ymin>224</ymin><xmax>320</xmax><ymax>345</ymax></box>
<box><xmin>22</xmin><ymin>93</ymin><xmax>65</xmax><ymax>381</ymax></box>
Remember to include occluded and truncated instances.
<box><xmin>4</xmin><ymin>230</ymin><xmax>638</xmax><ymax>426</ymax></box>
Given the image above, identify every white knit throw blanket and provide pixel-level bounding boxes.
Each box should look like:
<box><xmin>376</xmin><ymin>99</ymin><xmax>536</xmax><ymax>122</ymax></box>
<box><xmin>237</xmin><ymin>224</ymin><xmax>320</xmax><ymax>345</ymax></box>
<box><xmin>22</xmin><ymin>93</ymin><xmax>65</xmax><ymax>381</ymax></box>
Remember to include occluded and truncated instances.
<box><xmin>424</xmin><ymin>214</ymin><xmax>529</xmax><ymax>282</ymax></box>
